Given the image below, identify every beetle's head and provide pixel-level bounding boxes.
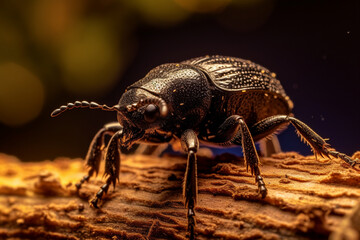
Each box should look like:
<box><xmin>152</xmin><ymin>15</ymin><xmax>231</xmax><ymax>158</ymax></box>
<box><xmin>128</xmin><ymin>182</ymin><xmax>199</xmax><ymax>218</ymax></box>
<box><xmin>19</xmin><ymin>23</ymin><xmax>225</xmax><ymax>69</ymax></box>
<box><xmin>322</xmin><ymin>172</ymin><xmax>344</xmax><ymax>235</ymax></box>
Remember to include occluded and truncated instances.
<box><xmin>116</xmin><ymin>88</ymin><xmax>168</xmax><ymax>132</ymax></box>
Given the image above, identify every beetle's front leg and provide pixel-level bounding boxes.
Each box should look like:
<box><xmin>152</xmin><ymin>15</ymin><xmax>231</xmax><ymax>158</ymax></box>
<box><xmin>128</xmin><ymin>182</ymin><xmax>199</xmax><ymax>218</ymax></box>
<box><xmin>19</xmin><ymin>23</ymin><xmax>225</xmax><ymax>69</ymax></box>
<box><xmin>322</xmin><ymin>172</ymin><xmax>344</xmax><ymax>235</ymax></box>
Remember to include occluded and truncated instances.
<box><xmin>90</xmin><ymin>130</ymin><xmax>122</xmax><ymax>208</ymax></box>
<box><xmin>214</xmin><ymin>115</ymin><xmax>267</xmax><ymax>198</ymax></box>
<box><xmin>89</xmin><ymin>126</ymin><xmax>144</xmax><ymax>208</ymax></box>
<box><xmin>76</xmin><ymin>122</ymin><xmax>122</xmax><ymax>190</ymax></box>
<box><xmin>181</xmin><ymin>130</ymin><xmax>199</xmax><ymax>240</ymax></box>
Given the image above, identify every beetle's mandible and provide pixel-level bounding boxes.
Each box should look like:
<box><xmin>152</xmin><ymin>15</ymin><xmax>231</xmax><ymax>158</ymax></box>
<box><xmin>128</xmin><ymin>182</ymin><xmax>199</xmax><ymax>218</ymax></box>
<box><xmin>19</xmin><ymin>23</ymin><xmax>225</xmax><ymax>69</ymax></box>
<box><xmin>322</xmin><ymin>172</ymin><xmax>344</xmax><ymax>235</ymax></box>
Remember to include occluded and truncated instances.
<box><xmin>51</xmin><ymin>55</ymin><xmax>359</xmax><ymax>239</ymax></box>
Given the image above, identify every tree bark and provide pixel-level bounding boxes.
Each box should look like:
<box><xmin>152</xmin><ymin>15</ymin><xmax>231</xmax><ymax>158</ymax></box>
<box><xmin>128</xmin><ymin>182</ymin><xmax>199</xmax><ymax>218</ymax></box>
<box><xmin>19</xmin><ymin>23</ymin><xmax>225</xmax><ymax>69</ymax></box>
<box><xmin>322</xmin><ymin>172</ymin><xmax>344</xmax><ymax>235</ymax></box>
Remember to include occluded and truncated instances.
<box><xmin>0</xmin><ymin>151</ymin><xmax>359</xmax><ymax>240</ymax></box>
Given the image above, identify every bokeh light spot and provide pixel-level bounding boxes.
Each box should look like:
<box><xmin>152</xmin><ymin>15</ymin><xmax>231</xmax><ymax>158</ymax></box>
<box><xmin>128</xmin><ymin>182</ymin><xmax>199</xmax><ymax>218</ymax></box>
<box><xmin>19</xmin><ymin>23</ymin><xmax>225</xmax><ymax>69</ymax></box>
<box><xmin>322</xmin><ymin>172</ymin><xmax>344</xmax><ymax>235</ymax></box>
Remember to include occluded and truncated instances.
<box><xmin>59</xmin><ymin>20</ymin><xmax>123</xmax><ymax>96</ymax></box>
<box><xmin>0</xmin><ymin>63</ymin><xmax>45</xmax><ymax>126</ymax></box>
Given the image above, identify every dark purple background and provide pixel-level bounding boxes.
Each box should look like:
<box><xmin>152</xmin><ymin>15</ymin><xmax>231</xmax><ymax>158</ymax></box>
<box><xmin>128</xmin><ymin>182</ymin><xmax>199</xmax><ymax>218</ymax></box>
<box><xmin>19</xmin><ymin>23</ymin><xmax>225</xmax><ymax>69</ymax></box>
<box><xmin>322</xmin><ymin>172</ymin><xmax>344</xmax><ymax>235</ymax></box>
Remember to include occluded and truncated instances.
<box><xmin>0</xmin><ymin>0</ymin><xmax>359</xmax><ymax>161</ymax></box>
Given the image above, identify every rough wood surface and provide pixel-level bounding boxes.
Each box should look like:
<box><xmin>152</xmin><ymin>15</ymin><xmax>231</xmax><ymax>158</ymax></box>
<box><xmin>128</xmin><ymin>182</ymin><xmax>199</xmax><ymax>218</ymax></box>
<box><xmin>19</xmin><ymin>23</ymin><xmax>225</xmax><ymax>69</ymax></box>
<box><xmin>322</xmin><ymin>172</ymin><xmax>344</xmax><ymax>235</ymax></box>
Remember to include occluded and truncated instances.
<box><xmin>0</xmin><ymin>150</ymin><xmax>359</xmax><ymax>240</ymax></box>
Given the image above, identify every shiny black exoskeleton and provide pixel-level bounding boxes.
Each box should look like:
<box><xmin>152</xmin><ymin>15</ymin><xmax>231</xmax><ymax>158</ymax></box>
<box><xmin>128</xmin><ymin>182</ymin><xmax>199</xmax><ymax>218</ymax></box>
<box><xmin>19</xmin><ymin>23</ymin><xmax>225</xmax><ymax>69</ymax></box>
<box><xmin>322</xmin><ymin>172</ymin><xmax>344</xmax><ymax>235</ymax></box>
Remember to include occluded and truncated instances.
<box><xmin>51</xmin><ymin>55</ymin><xmax>359</xmax><ymax>239</ymax></box>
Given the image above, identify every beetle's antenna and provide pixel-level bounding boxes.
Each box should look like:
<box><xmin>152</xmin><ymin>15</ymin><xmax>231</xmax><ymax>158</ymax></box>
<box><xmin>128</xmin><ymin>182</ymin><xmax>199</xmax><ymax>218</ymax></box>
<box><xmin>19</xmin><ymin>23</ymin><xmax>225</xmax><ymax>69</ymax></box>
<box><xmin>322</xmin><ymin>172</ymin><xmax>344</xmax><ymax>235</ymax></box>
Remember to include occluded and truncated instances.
<box><xmin>126</xmin><ymin>97</ymin><xmax>168</xmax><ymax>118</ymax></box>
<box><xmin>51</xmin><ymin>101</ymin><xmax>121</xmax><ymax>117</ymax></box>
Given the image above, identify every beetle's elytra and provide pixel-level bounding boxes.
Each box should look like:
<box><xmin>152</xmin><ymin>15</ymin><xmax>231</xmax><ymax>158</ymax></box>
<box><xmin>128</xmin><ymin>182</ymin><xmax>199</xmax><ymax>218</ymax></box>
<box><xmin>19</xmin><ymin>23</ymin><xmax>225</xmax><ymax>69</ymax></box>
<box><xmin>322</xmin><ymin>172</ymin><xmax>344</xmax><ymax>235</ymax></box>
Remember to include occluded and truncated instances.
<box><xmin>51</xmin><ymin>55</ymin><xmax>359</xmax><ymax>239</ymax></box>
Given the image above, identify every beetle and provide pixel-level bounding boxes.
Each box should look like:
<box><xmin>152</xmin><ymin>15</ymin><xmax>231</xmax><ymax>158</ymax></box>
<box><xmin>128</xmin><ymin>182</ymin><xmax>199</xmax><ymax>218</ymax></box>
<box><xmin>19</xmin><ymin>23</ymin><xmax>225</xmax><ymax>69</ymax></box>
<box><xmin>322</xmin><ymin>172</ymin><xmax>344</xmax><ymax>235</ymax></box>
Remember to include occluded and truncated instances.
<box><xmin>51</xmin><ymin>55</ymin><xmax>359</xmax><ymax>239</ymax></box>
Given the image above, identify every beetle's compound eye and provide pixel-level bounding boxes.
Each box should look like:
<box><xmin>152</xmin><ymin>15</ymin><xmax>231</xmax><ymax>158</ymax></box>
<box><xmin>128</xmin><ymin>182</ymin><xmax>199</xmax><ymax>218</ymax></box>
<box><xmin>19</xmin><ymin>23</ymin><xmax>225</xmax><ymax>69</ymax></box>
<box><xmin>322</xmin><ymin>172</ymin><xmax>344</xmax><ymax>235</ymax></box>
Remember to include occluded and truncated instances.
<box><xmin>144</xmin><ymin>104</ymin><xmax>159</xmax><ymax>123</ymax></box>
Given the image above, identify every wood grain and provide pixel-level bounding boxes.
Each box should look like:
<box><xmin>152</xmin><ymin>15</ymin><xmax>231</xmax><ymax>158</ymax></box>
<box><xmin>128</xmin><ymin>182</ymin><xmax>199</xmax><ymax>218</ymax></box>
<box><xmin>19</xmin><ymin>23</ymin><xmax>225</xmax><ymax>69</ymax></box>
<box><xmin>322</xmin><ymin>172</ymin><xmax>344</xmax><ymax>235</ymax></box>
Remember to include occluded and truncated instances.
<box><xmin>0</xmin><ymin>151</ymin><xmax>359</xmax><ymax>240</ymax></box>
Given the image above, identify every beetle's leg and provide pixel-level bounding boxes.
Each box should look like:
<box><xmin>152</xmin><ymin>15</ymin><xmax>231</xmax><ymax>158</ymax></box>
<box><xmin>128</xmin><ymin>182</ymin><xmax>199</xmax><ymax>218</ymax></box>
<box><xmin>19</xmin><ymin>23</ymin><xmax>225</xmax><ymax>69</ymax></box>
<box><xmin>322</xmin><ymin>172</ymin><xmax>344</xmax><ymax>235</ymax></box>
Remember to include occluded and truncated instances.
<box><xmin>214</xmin><ymin>115</ymin><xmax>267</xmax><ymax>198</ymax></box>
<box><xmin>76</xmin><ymin>122</ymin><xmax>122</xmax><ymax>190</ymax></box>
<box><xmin>90</xmin><ymin>130</ymin><xmax>122</xmax><ymax>208</ymax></box>
<box><xmin>259</xmin><ymin>135</ymin><xmax>282</xmax><ymax>157</ymax></box>
<box><xmin>250</xmin><ymin>115</ymin><xmax>359</xmax><ymax>167</ymax></box>
<box><xmin>181</xmin><ymin>129</ymin><xmax>199</xmax><ymax>240</ymax></box>
<box><xmin>209</xmin><ymin>115</ymin><xmax>242</xmax><ymax>143</ymax></box>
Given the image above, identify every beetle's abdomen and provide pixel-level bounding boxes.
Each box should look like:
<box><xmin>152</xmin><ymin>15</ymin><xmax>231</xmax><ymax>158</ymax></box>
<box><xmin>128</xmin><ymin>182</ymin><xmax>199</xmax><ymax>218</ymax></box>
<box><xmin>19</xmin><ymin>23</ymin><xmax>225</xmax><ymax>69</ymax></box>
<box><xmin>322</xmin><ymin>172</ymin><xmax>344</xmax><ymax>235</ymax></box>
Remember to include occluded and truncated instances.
<box><xmin>182</xmin><ymin>55</ymin><xmax>293</xmax><ymax>111</ymax></box>
<box><xmin>221</xmin><ymin>90</ymin><xmax>290</xmax><ymax>124</ymax></box>
<box><xmin>198</xmin><ymin>89</ymin><xmax>291</xmax><ymax>142</ymax></box>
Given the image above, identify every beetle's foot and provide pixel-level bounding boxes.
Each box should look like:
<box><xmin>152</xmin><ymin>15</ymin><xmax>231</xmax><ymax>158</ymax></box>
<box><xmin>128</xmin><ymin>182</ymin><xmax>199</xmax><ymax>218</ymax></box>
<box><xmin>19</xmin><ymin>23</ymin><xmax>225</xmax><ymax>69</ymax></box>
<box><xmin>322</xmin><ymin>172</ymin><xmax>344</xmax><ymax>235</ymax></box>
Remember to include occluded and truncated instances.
<box><xmin>349</xmin><ymin>158</ymin><xmax>360</xmax><ymax>168</ymax></box>
<box><xmin>75</xmin><ymin>174</ymin><xmax>90</xmax><ymax>192</ymax></box>
<box><xmin>256</xmin><ymin>175</ymin><xmax>267</xmax><ymax>198</ymax></box>
<box><xmin>75</xmin><ymin>183</ymin><xmax>81</xmax><ymax>190</ymax></box>
<box><xmin>326</xmin><ymin>150</ymin><xmax>360</xmax><ymax>168</ymax></box>
<box><xmin>90</xmin><ymin>197</ymin><xmax>100</xmax><ymax>209</ymax></box>
<box><xmin>187</xmin><ymin>208</ymin><xmax>196</xmax><ymax>240</ymax></box>
<box><xmin>259</xmin><ymin>186</ymin><xmax>267</xmax><ymax>199</ymax></box>
<box><xmin>90</xmin><ymin>183</ymin><xmax>110</xmax><ymax>209</ymax></box>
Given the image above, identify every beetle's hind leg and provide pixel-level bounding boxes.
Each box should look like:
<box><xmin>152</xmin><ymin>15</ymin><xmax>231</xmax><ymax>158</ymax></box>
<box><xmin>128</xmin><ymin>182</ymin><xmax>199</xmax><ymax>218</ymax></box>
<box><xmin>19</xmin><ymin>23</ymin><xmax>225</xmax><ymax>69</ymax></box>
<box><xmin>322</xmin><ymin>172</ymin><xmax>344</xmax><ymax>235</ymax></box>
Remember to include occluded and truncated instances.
<box><xmin>90</xmin><ymin>130</ymin><xmax>122</xmax><ymax>208</ymax></box>
<box><xmin>181</xmin><ymin>130</ymin><xmax>199</xmax><ymax>240</ymax></box>
<box><xmin>75</xmin><ymin>122</ymin><xmax>122</xmax><ymax>191</ymax></box>
<box><xmin>250</xmin><ymin>115</ymin><xmax>359</xmax><ymax>167</ymax></box>
<box><xmin>213</xmin><ymin>115</ymin><xmax>267</xmax><ymax>198</ymax></box>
